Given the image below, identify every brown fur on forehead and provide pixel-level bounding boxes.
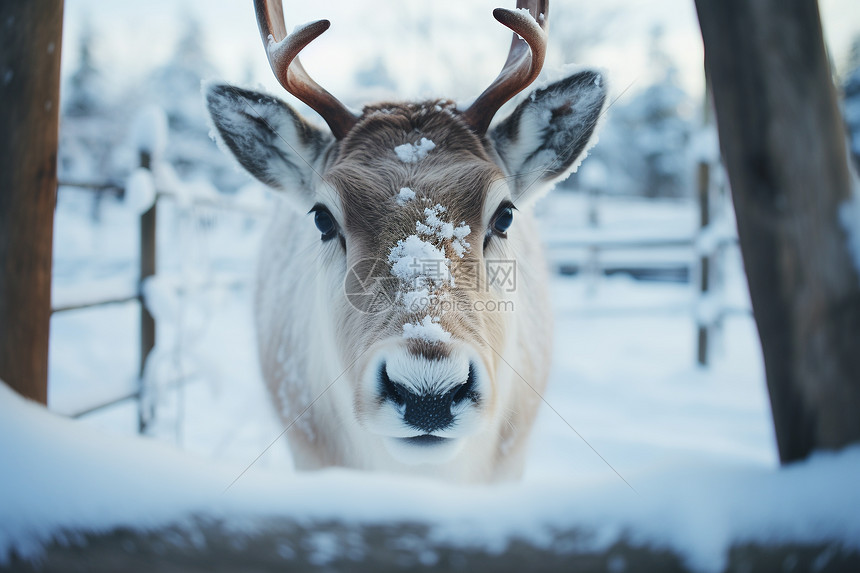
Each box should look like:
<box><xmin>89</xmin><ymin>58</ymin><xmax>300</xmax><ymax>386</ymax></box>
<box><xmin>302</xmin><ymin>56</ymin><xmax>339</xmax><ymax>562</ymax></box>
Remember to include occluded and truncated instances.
<box><xmin>344</xmin><ymin>100</ymin><xmax>491</xmax><ymax>163</ymax></box>
<box><xmin>324</xmin><ymin>100</ymin><xmax>505</xmax><ymax>239</ymax></box>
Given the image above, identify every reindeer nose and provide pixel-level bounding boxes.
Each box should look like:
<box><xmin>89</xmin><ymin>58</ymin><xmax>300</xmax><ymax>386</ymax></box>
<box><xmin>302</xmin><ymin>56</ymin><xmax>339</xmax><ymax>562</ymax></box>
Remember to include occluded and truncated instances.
<box><xmin>379</xmin><ymin>362</ymin><xmax>478</xmax><ymax>434</ymax></box>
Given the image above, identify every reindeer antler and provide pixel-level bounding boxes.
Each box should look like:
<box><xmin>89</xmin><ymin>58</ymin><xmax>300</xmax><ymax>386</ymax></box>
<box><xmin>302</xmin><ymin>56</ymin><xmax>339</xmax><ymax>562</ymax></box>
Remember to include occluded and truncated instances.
<box><xmin>462</xmin><ymin>0</ymin><xmax>549</xmax><ymax>135</ymax></box>
<box><xmin>254</xmin><ymin>0</ymin><xmax>359</xmax><ymax>139</ymax></box>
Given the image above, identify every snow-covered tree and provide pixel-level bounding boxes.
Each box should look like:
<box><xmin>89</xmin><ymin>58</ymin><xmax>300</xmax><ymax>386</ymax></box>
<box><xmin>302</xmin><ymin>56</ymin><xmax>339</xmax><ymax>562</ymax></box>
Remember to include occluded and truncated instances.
<box><xmin>557</xmin><ymin>27</ymin><xmax>693</xmax><ymax>198</ymax></box>
<box><xmin>614</xmin><ymin>27</ymin><xmax>693</xmax><ymax>198</ymax></box>
<box><xmin>143</xmin><ymin>17</ymin><xmax>216</xmax><ymax>134</ymax></box>
<box><xmin>63</xmin><ymin>19</ymin><xmax>105</xmax><ymax>118</ymax></box>
<box><xmin>58</xmin><ymin>18</ymin><xmax>123</xmax><ymax>187</ymax></box>
<box><xmin>552</xmin><ymin>3</ymin><xmax>619</xmax><ymax>65</ymax></box>
<box><xmin>131</xmin><ymin>17</ymin><xmax>247</xmax><ymax>191</ymax></box>
<box><xmin>59</xmin><ymin>14</ymin><xmax>256</xmax><ymax>202</ymax></box>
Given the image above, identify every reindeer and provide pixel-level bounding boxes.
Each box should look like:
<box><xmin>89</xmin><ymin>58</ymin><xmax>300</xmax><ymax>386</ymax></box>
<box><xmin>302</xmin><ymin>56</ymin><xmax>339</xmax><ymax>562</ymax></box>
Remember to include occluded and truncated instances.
<box><xmin>206</xmin><ymin>0</ymin><xmax>607</xmax><ymax>482</ymax></box>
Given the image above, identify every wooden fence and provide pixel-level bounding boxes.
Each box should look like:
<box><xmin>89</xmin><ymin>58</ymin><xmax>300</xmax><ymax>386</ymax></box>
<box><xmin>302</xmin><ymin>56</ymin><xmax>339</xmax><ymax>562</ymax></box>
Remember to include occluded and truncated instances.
<box><xmin>542</xmin><ymin>179</ymin><xmax>745</xmax><ymax>368</ymax></box>
<box><xmin>52</xmin><ymin>153</ymin><xmax>265</xmax><ymax>428</ymax></box>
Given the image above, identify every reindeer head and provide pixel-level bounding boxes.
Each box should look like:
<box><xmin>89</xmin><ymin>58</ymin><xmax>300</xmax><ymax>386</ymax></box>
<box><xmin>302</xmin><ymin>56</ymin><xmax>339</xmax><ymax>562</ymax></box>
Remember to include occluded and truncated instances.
<box><xmin>206</xmin><ymin>0</ymin><xmax>606</xmax><ymax>467</ymax></box>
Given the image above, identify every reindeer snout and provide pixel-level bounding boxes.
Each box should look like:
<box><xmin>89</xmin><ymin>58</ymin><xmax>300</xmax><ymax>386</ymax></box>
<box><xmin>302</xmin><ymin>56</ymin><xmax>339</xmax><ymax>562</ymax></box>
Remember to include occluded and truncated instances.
<box><xmin>379</xmin><ymin>362</ymin><xmax>479</xmax><ymax>434</ymax></box>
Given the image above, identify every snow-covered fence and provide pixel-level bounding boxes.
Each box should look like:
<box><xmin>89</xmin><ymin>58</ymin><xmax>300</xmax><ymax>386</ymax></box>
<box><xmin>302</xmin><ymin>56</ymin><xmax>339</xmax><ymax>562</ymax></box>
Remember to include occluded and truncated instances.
<box><xmin>543</xmin><ymin>188</ymin><xmax>742</xmax><ymax>367</ymax></box>
<box><xmin>546</xmin><ymin>234</ymin><xmax>695</xmax><ymax>279</ymax></box>
<box><xmin>541</xmin><ymin>113</ymin><xmax>744</xmax><ymax>368</ymax></box>
<box><xmin>138</xmin><ymin>151</ymin><xmax>157</xmax><ymax>432</ymax></box>
<box><xmin>52</xmin><ymin>111</ymin><xmax>268</xmax><ymax>429</ymax></box>
<box><xmin>53</xmin><ymin>160</ymin><xmax>158</xmax><ymax>427</ymax></box>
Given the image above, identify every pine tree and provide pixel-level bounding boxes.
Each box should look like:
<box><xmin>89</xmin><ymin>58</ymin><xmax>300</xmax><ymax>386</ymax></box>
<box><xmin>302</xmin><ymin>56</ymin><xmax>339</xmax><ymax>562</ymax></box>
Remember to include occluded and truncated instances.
<box><xmin>63</xmin><ymin>18</ymin><xmax>104</xmax><ymax>117</ymax></box>
<box><xmin>618</xmin><ymin>27</ymin><xmax>693</xmax><ymax>198</ymax></box>
<box><xmin>58</xmin><ymin>17</ymin><xmax>118</xmax><ymax>186</ymax></box>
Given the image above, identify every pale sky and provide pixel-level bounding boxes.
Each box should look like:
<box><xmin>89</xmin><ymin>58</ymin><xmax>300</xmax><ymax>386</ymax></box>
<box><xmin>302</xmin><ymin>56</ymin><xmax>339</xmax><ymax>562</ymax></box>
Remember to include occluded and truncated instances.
<box><xmin>61</xmin><ymin>0</ymin><xmax>860</xmax><ymax>108</ymax></box>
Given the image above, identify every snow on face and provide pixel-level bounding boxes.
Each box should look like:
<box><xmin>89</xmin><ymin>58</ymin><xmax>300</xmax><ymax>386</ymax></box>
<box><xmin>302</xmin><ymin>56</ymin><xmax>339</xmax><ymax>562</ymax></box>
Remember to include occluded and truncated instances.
<box><xmin>394</xmin><ymin>137</ymin><xmax>436</xmax><ymax>163</ymax></box>
<box><xmin>387</xmin><ymin>205</ymin><xmax>471</xmax><ymax>291</ymax></box>
<box><xmin>387</xmin><ymin>204</ymin><xmax>472</xmax><ymax>336</ymax></box>
<box><xmin>396</xmin><ymin>187</ymin><xmax>416</xmax><ymax>205</ymax></box>
<box><xmin>416</xmin><ymin>205</ymin><xmax>471</xmax><ymax>259</ymax></box>
<box><xmin>402</xmin><ymin>315</ymin><xmax>453</xmax><ymax>343</ymax></box>
<box><xmin>387</xmin><ymin>234</ymin><xmax>451</xmax><ymax>289</ymax></box>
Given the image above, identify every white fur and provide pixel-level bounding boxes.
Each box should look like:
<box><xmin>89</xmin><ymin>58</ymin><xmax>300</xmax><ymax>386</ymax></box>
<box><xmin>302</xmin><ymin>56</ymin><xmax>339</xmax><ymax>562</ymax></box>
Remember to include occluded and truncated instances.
<box><xmin>251</xmin><ymin>196</ymin><xmax>551</xmax><ymax>482</ymax></box>
<box><xmin>207</xmin><ymin>70</ymin><xmax>606</xmax><ymax>483</ymax></box>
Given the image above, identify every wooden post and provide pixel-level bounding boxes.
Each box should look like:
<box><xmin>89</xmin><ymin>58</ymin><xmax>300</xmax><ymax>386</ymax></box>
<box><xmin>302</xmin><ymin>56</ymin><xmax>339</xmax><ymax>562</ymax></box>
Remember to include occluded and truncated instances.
<box><xmin>138</xmin><ymin>151</ymin><xmax>156</xmax><ymax>433</ymax></box>
<box><xmin>695</xmin><ymin>0</ymin><xmax>860</xmax><ymax>462</ymax></box>
<box><xmin>0</xmin><ymin>1</ymin><xmax>64</xmax><ymax>404</ymax></box>
<box><xmin>696</xmin><ymin>161</ymin><xmax>711</xmax><ymax>366</ymax></box>
<box><xmin>696</xmin><ymin>73</ymin><xmax>714</xmax><ymax>367</ymax></box>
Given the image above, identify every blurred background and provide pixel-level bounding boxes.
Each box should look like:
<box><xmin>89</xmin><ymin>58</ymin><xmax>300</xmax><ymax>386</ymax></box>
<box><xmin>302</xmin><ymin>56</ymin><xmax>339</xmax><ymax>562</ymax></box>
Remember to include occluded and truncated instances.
<box><xmin>50</xmin><ymin>0</ymin><xmax>860</xmax><ymax>483</ymax></box>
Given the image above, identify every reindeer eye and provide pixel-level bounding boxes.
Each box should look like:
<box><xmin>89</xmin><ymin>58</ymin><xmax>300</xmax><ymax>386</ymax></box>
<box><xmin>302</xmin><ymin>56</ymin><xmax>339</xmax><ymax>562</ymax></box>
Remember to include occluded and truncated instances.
<box><xmin>484</xmin><ymin>202</ymin><xmax>516</xmax><ymax>249</ymax></box>
<box><xmin>311</xmin><ymin>206</ymin><xmax>337</xmax><ymax>241</ymax></box>
<box><xmin>492</xmin><ymin>206</ymin><xmax>514</xmax><ymax>235</ymax></box>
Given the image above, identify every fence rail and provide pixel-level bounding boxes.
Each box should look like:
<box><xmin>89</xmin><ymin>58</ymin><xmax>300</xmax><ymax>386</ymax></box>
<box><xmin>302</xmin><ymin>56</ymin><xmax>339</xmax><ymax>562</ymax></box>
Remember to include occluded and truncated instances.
<box><xmin>546</xmin><ymin>236</ymin><xmax>696</xmax><ymax>250</ymax></box>
<box><xmin>52</xmin><ymin>294</ymin><xmax>139</xmax><ymax>314</ymax></box>
<box><xmin>57</xmin><ymin>181</ymin><xmax>123</xmax><ymax>192</ymax></box>
<box><xmin>67</xmin><ymin>389</ymin><xmax>141</xmax><ymax>419</ymax></box>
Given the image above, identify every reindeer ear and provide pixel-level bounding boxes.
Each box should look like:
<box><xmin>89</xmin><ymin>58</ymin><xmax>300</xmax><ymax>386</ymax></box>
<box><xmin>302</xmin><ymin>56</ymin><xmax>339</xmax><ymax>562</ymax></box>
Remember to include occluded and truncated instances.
<box><xmin>205</xmin><ymin>84</ymin><xmax>332</xmax><ymax>205</ymax></box>
<box><xmin>490</xmin><ymin>70</ymin><xmax>607</xmax><ymax>202</ymax></box>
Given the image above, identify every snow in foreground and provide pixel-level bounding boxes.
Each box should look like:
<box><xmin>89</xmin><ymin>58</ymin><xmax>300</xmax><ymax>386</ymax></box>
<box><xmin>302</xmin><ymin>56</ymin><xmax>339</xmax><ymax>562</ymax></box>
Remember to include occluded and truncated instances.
<box><xmin>2</xmin><ymin>380</ymin><xmax>860</xmax><ymax>571</ymax></box>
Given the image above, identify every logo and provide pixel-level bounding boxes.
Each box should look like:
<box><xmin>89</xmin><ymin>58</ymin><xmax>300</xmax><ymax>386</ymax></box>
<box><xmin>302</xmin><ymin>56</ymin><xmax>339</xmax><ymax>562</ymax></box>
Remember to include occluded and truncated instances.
<box><xmin>343</xmin><ymin>258</ymin><xmax>398</xmax><ymax>314</ymax></box>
